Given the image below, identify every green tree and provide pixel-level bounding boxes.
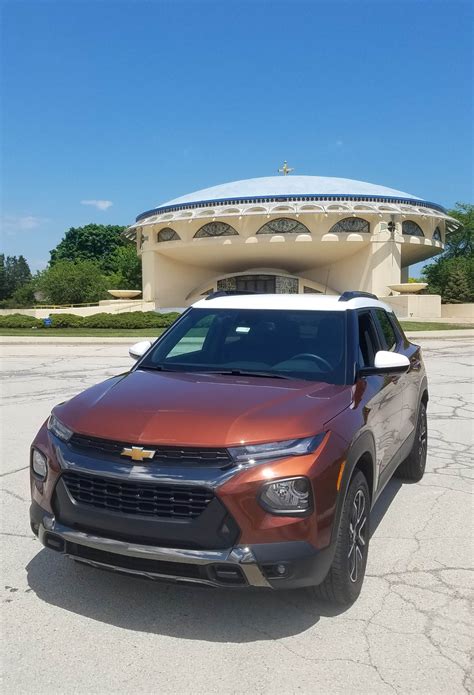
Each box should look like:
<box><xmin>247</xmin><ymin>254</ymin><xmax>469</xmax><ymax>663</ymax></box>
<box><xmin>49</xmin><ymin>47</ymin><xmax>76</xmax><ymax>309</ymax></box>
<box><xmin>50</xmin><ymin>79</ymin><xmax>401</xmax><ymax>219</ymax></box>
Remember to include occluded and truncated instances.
<box><xmin>443</xmin><ymin>202</ymin><xmax>473</xmax><ymax>258</ymax></box>
<box><xmin>38</xmin><ymin>259</ymin><xmax>107</xmax><ymax>304</ymax></box>
<box><xmin>0</xmin><ymin>254</ymin><xmax>6</xmax><ymax>300</ymax></box>
<box><xmin>50</xmin><ymin>224</ymin><xmax>129</xmax><ymax>271</ymax></box>
<box><xmin>10</xmin><ymin>280</ymin><xmax>37</xmax><ymax>307</ymax></box>
<box><xmin>0</xmin><ymin>255</ymin><xmax>32</xmax><ymax>299</ymax></box>
<box><xmin>442</xmin><ymin>266</ymin><xmax>471</xmax><ymax>304</ymax></box>
<box><xmin>422</xmin><ymin>202</ymin><xmax>474</xmax><ymax>303</ymax></box>
<box><xmin>104</xmin><ymin>245</ymin><xmax>142</xmax><ymax>290</ymax></box>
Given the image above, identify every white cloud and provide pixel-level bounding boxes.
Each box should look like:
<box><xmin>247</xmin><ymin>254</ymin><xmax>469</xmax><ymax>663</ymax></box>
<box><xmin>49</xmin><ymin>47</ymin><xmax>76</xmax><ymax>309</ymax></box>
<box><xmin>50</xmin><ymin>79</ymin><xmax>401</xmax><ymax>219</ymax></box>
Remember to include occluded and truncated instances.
<box><xmin>81</xmin><ymin>199</ymin><xmax>113</xmax><ymax>211</ymax></box>
<box><xmin>0</xmin><ymin>215</ymin><xmax>49</xmax><ymax>234</ymax></box>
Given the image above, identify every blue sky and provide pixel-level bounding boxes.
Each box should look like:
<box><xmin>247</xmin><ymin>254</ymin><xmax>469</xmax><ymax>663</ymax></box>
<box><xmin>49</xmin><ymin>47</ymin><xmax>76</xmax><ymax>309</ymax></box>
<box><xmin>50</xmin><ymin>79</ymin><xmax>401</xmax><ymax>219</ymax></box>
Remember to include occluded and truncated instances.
<box><xmin>1</xmin><ymin>0</ymin><xmax>472</xmax><ymax>275</ymax></box>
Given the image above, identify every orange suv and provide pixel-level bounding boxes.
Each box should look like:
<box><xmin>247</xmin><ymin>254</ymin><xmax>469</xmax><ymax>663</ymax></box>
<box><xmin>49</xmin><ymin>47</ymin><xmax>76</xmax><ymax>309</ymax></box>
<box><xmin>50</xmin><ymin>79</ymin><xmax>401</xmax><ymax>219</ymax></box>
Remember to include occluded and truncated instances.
<box><xmin>30</xmin><ymin>292</ymin><xmax>428</xmax><ymax>605</ymax></box>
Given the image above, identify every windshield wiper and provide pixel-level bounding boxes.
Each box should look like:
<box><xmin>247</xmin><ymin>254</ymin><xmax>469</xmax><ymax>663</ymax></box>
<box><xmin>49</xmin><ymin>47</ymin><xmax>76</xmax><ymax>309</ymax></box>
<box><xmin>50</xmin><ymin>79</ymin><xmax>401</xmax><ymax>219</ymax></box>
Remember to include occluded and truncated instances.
<box><xmin>137</xmin><ymin>364</ymin><xmax>184</xmax><ymax>372</ymax></box>
<box><xmin>208</xmin><ymin>369</ymin><xmax>292</xmax><ymax>380</ymax></box>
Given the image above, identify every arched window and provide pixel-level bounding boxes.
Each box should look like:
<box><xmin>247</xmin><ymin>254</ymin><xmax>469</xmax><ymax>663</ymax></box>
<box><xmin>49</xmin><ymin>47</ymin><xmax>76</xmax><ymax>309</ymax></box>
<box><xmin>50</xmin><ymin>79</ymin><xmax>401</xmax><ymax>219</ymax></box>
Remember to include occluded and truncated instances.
<box><xmin>157</xmin><ymin>227</ymin><xmax>180</xmax><ymax>242</ymax></box>
<box><xmin>432</xmin><ymin>226</ymin><xmax>442</xmax><ymax>242</ymax></box>
<box><xmin>194</xmin><ymin>222</ymin><xmax>238</xmax><ymax>238</ymax></box>
<box><xmin>402</xmin><ymin>220</ymin><xmax>424</xmax><ymax>237</ymax></box>
<box><xmin>256</xmin><ymin>218</ymin><xmax>310</xmax><ymax>234</ymax></box>
<box><xmin>328</xmin><ymin>217</ymin><xmax>370</xmax><ymax>233</ymax></box>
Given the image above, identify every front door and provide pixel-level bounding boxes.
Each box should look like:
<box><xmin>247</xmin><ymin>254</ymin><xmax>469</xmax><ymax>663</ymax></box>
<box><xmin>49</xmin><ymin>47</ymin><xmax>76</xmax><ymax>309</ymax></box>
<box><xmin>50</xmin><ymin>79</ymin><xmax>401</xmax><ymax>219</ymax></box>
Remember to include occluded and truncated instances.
<box><xmin>357</xmin><ymin>310</ymin><xmax>403</xmax><ymax>480</ymax></box>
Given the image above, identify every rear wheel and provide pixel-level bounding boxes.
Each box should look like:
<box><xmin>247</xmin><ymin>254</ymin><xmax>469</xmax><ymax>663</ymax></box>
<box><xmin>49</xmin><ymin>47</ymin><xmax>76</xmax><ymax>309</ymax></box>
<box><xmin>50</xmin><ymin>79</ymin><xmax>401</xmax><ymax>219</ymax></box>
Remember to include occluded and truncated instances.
<box><xmin>395</xmin><ymin>401</ymin><xmax>427</xmax><ymax>482</ymax></box>
<box><xmin>313</xmin><ymin>470</ymin><xmax>370</xmax><ymax>606</ymax></box>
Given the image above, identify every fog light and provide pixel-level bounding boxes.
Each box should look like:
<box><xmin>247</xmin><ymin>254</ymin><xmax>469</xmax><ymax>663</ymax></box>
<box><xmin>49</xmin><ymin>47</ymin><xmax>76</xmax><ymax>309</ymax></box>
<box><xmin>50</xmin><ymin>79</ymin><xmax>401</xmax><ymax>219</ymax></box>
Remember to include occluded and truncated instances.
<box><xmin>32</xmin><ymin>448</ymin><xmax>48</xmax><ymax>480</ymax></box>
<box><xmin>259</xmin><ymin>476</ymin><xmax>312</xmax><ymax>515</ymax></box>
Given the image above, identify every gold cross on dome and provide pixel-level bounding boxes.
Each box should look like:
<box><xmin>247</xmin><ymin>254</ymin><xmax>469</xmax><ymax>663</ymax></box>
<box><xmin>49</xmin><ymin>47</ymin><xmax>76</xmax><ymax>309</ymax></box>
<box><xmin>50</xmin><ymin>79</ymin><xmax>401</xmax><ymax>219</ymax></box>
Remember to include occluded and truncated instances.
<box><xmin>278</xmin><ymin>160</ymin><xmax>294</xmax><ymax>176</ymax></box>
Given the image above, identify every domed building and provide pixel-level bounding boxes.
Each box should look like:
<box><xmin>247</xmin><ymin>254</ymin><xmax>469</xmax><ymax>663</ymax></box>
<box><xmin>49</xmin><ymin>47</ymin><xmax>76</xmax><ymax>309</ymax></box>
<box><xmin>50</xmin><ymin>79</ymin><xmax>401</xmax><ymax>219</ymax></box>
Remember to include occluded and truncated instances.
<box><xmin>125</xmin><ymin>175</ymin><xmax>460</xmax><ymax>309</ymax></box>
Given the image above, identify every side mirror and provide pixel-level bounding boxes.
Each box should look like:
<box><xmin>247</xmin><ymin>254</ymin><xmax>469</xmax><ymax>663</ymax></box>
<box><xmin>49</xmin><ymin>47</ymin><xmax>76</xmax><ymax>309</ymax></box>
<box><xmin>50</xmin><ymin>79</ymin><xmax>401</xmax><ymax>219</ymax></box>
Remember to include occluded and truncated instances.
<box><xmin>129</xmin><ymin>340</ymin><xmax>152</xmax><ymax>361</ymax></box>
<box><xmin>360</xmin><ymin>350</ymin><xmax>410</xmax><ymax>376</ymax></box>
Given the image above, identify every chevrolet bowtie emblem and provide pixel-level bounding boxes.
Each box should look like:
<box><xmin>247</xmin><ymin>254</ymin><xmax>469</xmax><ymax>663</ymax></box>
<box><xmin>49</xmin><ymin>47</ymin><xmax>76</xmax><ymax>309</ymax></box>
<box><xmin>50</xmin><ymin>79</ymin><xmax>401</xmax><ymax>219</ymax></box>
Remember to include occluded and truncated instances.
<box><xmin>121</xmin><ymin>446</ymin><xmax>156</xmax><ymax>462</ymax></box>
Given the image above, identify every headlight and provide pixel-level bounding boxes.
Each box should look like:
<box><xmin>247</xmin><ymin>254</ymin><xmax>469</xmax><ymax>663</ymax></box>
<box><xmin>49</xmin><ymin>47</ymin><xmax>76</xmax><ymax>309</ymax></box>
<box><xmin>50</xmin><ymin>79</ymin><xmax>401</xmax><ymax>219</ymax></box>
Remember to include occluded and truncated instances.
<box><xmin>259</xmin><ymin>476</ymin><xmax>312</xmax><ymax>515</ymax></box>
<box><xmin>32</xmin><ymin>448</ymin><xmax>48</xmax><ymax>480</ymax></box>
<box><xmin>47</xmin><ymin>413</ymin><xmax>73</xmax><ymax>442</ymax></box>
<box><xmin>228</xmin><ymin>433</ymin><xmax>325</xmax><ymax>466</ymax></box>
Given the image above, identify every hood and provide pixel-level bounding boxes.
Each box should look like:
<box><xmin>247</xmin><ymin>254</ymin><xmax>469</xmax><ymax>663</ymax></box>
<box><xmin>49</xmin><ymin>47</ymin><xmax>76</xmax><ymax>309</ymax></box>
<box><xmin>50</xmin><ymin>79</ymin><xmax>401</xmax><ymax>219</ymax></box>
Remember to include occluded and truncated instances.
<box><xmin>56</xmin><ymin>369</ymin><xmax>352</xmax><ymax>447</ymax></box>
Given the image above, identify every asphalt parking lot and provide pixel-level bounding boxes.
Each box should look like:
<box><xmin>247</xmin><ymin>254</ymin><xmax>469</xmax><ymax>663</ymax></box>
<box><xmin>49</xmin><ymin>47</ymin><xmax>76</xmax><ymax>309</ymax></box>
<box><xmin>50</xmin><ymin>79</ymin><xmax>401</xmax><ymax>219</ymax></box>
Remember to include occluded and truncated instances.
<box><xmin>1</xmin><ymin>336</ymin><xmax>473</xmax><ymax>695</ymax></box>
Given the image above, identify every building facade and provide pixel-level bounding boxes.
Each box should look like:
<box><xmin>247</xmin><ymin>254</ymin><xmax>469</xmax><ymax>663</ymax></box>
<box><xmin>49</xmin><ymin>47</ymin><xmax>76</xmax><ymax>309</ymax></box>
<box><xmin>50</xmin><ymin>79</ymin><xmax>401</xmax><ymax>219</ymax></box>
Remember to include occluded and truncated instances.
<box><xmin>125</xmin><ymin>176</ymin><xmax>459</xmax><ymax>308</ymax></box>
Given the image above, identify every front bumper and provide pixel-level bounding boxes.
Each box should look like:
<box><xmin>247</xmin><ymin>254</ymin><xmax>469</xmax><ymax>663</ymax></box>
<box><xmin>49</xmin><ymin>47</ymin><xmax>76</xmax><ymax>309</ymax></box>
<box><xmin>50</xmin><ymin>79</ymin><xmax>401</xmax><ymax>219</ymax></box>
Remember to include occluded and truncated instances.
<box><xmin>31</xmin><ymin>502</ymin><xmax>333</xmax><ymax>589</ymax></box>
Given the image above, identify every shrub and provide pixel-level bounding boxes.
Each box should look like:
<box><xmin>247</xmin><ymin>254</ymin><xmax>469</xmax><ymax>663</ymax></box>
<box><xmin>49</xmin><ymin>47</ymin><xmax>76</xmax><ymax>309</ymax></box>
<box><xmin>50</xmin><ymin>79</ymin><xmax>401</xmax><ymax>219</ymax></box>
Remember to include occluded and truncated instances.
<box><xmin>81</xmin><ymin>311</ymin><xmax>180</xmax><ymax>329</ymax></box>
<box><xmin>49</xmin><ymin>313</ymin><xmax>85</xmax><ymax>328</ymax></box>
<box><xmin>0</xmin><ymin>313</ymin><xmax>43</xmax><ymax>328</ymax></box>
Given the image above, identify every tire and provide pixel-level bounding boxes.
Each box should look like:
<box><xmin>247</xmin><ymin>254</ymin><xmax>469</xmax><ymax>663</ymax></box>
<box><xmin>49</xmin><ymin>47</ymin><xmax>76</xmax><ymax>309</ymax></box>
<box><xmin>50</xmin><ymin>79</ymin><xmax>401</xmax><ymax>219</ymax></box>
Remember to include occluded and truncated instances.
<box><xmin>395</xmin><ymin>401</ymin><xmax>427</xmax><ymax>482</ymax></box>
<box><xmin>313</xmin><ymin>470</ymin><xmax>370</xmax><ymax>606</ymax></box>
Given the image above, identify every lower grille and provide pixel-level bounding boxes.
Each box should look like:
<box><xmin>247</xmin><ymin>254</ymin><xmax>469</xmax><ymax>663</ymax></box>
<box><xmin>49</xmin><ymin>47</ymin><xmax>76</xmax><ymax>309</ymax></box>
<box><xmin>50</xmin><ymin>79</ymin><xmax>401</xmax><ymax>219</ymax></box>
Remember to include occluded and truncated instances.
<box><xmin>66</xmin><ymin>543</ymin><xmax>247</xmax><ymax>585</ymax></box>
<box><xmin>67</xmin><ymin>542</ymin><xmax>203</xmax><ymax>579</ymax></box>
<box><xmin>61</xmin><ymin>471</ymin><xmax>213</xmax><ymax>519</ymax></box>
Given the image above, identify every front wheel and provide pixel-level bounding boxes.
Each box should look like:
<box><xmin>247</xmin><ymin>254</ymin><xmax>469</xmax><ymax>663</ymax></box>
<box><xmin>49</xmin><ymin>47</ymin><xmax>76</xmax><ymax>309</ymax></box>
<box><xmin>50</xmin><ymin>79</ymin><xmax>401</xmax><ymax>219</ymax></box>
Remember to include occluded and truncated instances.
<box><xmin>313</xmin><ymin>470</ymin><xmax>370</xmax><ymax>606</ymax></box>
<box><xmin>395</xmin><ymin>401</ymin><xmax>427</xmax><ymax>482</ymax></box>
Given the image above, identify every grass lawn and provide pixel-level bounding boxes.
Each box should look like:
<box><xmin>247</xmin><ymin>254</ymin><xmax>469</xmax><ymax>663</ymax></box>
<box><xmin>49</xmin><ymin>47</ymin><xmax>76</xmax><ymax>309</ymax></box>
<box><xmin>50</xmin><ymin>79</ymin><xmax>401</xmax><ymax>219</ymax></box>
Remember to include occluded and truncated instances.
<box><xmin>399</xmin><ymin>321</ymin><xmax>472</xmax><ymax>331</ymax></box>
<box><xmin>0</xmin><ymin>328</ymin><xmax>168</xmax><ymax>337</ymax></box>
<box><xmin>0</xmin><ymin>323</ymin><xmax>471</xmax><ymax>337</ymax></box>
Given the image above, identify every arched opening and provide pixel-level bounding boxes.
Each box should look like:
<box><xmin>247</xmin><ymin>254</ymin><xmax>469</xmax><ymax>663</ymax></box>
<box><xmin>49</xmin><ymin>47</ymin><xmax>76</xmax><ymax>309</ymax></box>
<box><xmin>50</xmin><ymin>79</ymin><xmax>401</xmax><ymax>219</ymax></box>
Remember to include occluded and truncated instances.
<box><xmin>256</xmin><ymin>218</ymin><xmax>310</xmax><ymax>235</ymax></box>
<box><xmin>432</xmin><ymin>226</ymin><xmax>442</xmax><ymax>241</ymax></box>
<box><xmin>157</xmin><ymin>227</ymin><xmax>180</xmax><ymax>242</ymax></box>
<box><xmin>194</xmin><ymin>222</ymin><xmax>238</xmax><ymax>238</ymax></box>
<box><xmin>402</xmin><ymin>220</ymin><xmax>424</xmax><ymax>237</ymax></box>
<box><xmin>328</xmin><ymin>217</ymin><xmax>370</xmax><ymax>233</ymax></box>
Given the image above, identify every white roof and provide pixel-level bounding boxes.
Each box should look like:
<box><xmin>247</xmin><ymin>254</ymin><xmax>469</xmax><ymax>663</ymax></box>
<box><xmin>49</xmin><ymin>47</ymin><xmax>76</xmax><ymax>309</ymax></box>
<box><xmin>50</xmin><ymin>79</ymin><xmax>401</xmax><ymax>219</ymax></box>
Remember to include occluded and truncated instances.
<box><xmin>193</xmin><ymin>293</ymin><xmax>394</xmax><ymax>313</ymax></box>
<box><xmin>160</xmin><ymin>176</ymin><xmax>422</xmax><ymax>207</ymax></box>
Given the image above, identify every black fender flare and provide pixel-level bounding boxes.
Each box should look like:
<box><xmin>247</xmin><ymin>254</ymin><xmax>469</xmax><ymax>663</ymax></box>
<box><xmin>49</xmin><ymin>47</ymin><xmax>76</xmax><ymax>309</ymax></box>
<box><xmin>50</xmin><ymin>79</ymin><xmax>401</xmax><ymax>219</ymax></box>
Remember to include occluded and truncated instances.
<box><xmin>330</xmin><ymin>429</ymin><xmax>377</xmax><ymax>545</ymax></box>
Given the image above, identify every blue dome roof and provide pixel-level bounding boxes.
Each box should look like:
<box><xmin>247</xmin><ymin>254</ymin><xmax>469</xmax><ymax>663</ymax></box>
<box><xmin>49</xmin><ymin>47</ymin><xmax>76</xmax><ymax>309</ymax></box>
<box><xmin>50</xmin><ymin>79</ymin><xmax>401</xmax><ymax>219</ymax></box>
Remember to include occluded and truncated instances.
<box><xmin>160</xmin><ymin>176</ymin><xmax>422</xmax><ymax>207</ymax></box>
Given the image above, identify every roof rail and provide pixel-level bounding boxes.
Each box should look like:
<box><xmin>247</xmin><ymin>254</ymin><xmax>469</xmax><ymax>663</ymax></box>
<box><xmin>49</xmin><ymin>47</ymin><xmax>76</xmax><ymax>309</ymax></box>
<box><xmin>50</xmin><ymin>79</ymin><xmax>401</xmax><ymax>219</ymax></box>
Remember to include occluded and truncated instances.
<box><xmin>205</xmin><ymin>290</ymin><xmax>257</xmax><ymax>300</ymax></box>
<box><xmin>338</xmin><ymin>291</ymin><xmax>378</xmax><ymax>302</ymax></box>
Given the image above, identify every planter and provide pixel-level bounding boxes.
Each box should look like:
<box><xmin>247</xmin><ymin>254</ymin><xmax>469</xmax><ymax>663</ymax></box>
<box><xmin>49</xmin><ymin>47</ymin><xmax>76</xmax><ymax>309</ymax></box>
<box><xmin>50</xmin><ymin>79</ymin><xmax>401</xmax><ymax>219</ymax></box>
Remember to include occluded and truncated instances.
<box><xmin>388</xmin><ymin>283</ymin><xmax>427</xmax><ymax>295</ymax></box>
<box><xmin>107</xmin><ymin>290</ymin><xmax>142</xmax><ymax>300</ymax></box>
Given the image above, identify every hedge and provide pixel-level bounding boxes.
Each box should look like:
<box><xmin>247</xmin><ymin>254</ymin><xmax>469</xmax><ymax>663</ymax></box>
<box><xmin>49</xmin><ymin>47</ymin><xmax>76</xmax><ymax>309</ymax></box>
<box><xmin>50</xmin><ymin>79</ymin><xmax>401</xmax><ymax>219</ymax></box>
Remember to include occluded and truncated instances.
<box><xmin>0</xmin><ymin>313</ymin><xmax>44</xmax><ymax>328</ymax></box>
<box><xmin>50</xmin><ymin>313</ymin><xmax>85</xmax><ymax>328</ymax></box>
<box><xmin>0</xmin><ymin>311</ymin><xmax>181</xmax><ymax>329</ymax></box>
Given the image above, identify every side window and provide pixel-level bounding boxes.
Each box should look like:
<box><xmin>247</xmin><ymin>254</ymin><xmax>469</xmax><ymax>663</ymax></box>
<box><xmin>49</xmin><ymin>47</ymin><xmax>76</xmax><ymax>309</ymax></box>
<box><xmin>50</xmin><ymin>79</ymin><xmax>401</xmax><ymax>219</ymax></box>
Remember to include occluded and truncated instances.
<box><xmin>357</xmin><ymin>312</ymin><xmax>380</xmax><ymax>367</ymax></box>
<box><xmin>374</xmin><ymin>309</ymin><xmax>397</xmax><ymax>351</ymax></box>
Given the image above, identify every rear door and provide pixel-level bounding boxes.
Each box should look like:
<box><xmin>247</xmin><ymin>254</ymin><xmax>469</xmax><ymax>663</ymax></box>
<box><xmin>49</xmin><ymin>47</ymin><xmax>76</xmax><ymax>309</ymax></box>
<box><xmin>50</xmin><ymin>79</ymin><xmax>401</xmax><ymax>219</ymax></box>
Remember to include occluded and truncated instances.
<box><xmin>357</xmin><ymin>310</ymin><xmax>403</xmax><ymax>477</ymax></box>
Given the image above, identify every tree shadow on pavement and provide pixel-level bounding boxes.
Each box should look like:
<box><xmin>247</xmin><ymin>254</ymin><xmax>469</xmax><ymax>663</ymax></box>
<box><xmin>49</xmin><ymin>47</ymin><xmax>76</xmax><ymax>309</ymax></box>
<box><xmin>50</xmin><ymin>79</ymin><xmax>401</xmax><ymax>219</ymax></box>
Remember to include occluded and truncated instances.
<box><xmin>25</xmin><ymin>478</ymin><xmax>403</xmax><ymax>642</ymax></box>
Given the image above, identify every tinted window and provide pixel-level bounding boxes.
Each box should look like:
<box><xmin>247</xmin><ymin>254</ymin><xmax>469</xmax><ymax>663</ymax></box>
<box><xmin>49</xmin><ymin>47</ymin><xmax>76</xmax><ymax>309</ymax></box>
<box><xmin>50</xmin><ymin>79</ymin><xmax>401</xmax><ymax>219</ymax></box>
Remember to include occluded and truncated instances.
<box><xmin>358</xmin><ymin>312</ymin><xmax>380</xmax><ymax>367</ymax></box>
<box><xmin>374</xmin><ymin>309</ymin><xmax>397</xmax><ymax>351</ymax></box>
<box><xmin>139</xmin><ymin>308</ymin><xmax>347</xmax><ymax>384</ymax></box>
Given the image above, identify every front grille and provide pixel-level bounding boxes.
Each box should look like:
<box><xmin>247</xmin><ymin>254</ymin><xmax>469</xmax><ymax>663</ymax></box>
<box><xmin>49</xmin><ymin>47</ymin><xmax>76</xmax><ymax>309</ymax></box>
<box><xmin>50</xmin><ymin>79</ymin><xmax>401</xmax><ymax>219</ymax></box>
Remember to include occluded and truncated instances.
<box><xmin>69</xmin><ymin>433</ymin><xmax>232</xmax><ymax>468</ymax></box>
<box><xmin>61</xmin><ymin>470</ymin><xmax>213</xmax><ymax>519</ymax></box>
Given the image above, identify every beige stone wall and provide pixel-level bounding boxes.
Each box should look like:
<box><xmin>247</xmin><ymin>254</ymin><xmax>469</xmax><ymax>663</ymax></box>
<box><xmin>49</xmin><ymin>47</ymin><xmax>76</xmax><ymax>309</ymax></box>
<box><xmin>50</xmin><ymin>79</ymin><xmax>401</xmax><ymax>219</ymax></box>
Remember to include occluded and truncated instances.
<box><xmin>441</xmin><ymin>304</ymin><xmax>474</xmax><ymax>320</ymax></box>
<box><xmin>382</xmin><ymin>294</ymin><xmax>442</xmax><ymax>319</ymax></box>
<box><xmin>0</xmin><ymin>301</ymin><xmax>157</xmax><ymax>318</ymax></box>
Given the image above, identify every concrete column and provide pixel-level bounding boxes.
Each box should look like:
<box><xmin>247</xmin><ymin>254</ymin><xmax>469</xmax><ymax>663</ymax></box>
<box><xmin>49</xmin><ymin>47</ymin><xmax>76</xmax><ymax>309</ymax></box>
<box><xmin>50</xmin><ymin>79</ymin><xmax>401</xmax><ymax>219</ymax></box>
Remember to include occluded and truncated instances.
<box><xmin>141</xmin><ymin>250</ymin><xmax>159</xmax><ymax>302</ymax></box>
<box><xmin>368</xmin><ymin>235</ymin><xmax>402</xmax><ymax>297</ymax></box>
<box><xmin>143</xmin><ymin>251</ymin><xmax>216</xmax><ymax>307</ymax></box>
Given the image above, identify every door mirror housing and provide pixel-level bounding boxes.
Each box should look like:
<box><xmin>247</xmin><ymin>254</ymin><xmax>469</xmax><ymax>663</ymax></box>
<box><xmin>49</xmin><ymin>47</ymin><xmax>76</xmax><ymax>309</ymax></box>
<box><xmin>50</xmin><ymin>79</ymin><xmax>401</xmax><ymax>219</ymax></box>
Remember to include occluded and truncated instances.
<box><xmin>360</xmin><ymin>350</ymin><xmax>410</xmax><ymax>376</ymax></box>
<box><xmin>129</xmin><ymin>340</ymin><xmax>152</xmax><ymax>361</ymax></box>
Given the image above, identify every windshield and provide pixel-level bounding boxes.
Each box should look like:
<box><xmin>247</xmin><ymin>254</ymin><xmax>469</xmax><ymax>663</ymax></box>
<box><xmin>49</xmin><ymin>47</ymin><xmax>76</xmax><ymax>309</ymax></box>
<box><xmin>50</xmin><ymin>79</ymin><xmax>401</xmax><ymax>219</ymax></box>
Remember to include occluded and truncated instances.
<box><xmin>138</xmin><ymin>308</ymin><xmax>347</xmax><ymax>384</ymax></box>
